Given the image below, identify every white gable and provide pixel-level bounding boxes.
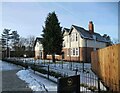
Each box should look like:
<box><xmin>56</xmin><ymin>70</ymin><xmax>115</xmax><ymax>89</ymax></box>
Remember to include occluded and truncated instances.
<box><xmin>35</xmin><ymin>41</ymin><xmax>43</xmax><ymax>51</ymax></box>
<box><xmin>63</xmin><ymin>27</ymin><xmax>106</xmax><ymax>48</ymax></box>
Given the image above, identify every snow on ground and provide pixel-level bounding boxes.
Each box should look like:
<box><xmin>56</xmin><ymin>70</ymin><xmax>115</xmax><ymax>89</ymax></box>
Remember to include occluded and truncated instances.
<box><xmin>16</xmin><ymin>69</ymin><xmax>57</xmax><ymax>92</ymax></box>
<box><xmin>16</xmin><ymin>69</ymin><xmax>91</xmax><ymax>92</ymax></box>
<box><xmin>0</xmin><ymin>60</ymin><xmax>19</xmax><ymax>71</ymax></box>
<box><xmin>4</xmin><ymin>58</ymin><xmax>106</xmax><ymax>92</ymax></box>
<box><xmin>35</xmin><ymin>59</ymin><xmax>106</xmax><ymax>91</ymax></box>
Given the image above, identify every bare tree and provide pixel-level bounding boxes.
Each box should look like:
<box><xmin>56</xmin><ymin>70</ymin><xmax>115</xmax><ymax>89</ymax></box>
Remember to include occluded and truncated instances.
<box><xmin>27</xmin><ymin>35</ymin><xmax>35</xmax><ymax>51</ymax></box>
<box><xmin>112</xmin><ymin>38</ymin><xmax>120</xmax><ymax>44</ymax></box>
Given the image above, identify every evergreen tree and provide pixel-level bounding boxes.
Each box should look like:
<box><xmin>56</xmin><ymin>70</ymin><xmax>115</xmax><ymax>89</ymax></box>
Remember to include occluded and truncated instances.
<box><xmin>2</xmin><ymin>29</ymin><xmax>11</xmax><ymax>57</ymax></box>
<box><xmin>11</xmin><ymin>30</ymin><xmax>20</xmax><ymax>51</ymax></box>
<box><xmin>42</xmin><ymin>12</ymin><xmax>63</xmax><ymax>62</ymax></box>
<box><xmin>10</xmin><ymin>31</ymin><xmax>20</xmax><ymax>57</ymax></box>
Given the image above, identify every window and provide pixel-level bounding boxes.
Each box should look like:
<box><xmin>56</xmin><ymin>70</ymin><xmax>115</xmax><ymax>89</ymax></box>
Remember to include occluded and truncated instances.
<box><xmin>71</xmin><ymin>33</ymin><xmax>75</xmax><ymax>42</ymax></box>
<box><xmin>76</xmin><ymin>33</ymin><xmax>78</xmax><ymax>41</ymax></box>
<box><xmin>73</xmin><ymin>48</ymin><xmax>75</xmax><ymax>55</ymax></box>
<box><xmin>70</xmin><ymin>48</ymin><xmax>79</xmax><ymax>56</ymax></box>
<box><xmin>76</xmin><ymin>48</ymin><xmax>79</xmax><ymax>55</ymax></box>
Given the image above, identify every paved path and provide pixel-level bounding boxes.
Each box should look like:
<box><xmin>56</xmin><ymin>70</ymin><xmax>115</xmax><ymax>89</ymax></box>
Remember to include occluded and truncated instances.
<box><xmin>1</xmin><ymin>61</ymin><xmax>33</xmax><ymax>93</ymax></box>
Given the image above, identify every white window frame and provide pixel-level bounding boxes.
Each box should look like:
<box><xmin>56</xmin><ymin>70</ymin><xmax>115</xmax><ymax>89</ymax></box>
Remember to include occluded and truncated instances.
<box><xmin>76</xmin><ymin>48</ymin><xmax>79</xmax><ymax>56</ymax></box>
<box><xmin>70</xmin><ymin>48</ymin><xmax>79</xmax><ymax>57</ymax></box>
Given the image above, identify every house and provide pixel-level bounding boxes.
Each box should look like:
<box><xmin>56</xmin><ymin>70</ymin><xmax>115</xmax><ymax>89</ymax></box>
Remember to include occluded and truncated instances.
<box><xmin>34</xmin><ymin>21</ymin><xmax>110</xmax><ymax>62</ymax></box>
<box><xmin>34</xmin><ymin>37</ymin><xmax>43</xmax><ymax>59</ymax></box>
<box><xmin>62</xmin><ymin>21</ymin><xmax>110</xmax><ymax>62</ymax></box>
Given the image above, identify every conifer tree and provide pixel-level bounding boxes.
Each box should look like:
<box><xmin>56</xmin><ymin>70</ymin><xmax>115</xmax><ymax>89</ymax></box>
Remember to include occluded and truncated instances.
<box><xmin>42</xmin><ymin>12</ymin><xmax>63</xmax><ymax>62</ymax></box>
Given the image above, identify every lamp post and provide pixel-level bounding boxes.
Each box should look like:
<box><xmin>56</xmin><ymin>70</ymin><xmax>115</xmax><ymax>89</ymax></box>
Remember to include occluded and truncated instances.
<box><xmin>24</xmin><ymin>54</ymin><xmax>27</xmax><ymax>70</ymax></box>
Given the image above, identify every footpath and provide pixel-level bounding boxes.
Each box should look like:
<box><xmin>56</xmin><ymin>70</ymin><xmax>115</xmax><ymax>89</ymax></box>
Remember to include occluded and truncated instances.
<box><xmin>1</xmin><ymin>61</ymin><xmax>32</xmax><ymax>93</ymax></box>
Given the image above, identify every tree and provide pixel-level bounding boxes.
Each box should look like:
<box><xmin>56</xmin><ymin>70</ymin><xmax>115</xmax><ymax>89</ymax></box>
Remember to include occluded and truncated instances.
<box><xmin>41</xmin><ymin>12</ymin><xmax>63</xmax><ymax>62</ymax></box>
<box><xmin>27</xmin><ymin>35</ymin><xmax>35</xmax><ymax>51</ymax></box>
<box><xmin>2</xmin><ymin>29</ymin><xmax>11</xmax><ymax>57</ymax></box>
<box><xmin>103</xmin><ymin>34</ymin><xmax>113</xmax><ymax>46</ymax></box>
<box><xmin>9</xmin><ymin>30</ymin><xmax>20</xmax><ymax>57</ymax></box>
<box><xmin>16</xmin><ymin>36</ymin><xmax>35</xmax><ymax>57</ymax></box>
<box><xmin>11</xmin><ymin>30</ymin><xmax>20</xmax><ymax>51</ymax></box>
<box><xmin>112</xmin><ymin>38</ymin><xmax>120</xmax><ymax>44</ymax></box>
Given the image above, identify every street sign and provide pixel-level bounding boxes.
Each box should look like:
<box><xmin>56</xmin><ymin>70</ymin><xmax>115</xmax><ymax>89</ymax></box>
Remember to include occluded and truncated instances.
<box><xmin>57</xmin><ymin>75</ymin><xmax>80</xmax><ymax>93</ymax></box>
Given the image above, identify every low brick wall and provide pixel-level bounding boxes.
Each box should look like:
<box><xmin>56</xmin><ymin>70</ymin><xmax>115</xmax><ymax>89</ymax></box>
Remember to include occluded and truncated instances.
<box><xmin>34</xmin><ymin>47</ymin><xmax>94</xmax><ymax>63</ymax></box>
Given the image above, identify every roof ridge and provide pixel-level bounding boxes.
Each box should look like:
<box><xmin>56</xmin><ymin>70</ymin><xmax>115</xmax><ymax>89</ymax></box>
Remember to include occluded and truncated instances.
<box><xmin>72</xmin><ymin>24</ymin><xmax>85</xmax><ymax>30</ymax></box>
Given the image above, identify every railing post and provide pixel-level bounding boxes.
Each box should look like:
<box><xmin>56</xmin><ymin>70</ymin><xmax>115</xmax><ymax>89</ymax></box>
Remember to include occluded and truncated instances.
<box><xmin>48</xmin><ymin>65</ymin><xmax>49</xmax><ymax>79</ymax></box>
<box><xmin>75</xmin><ymin>68</ymin><xmax>78</xmax><ymax>75</ymax></box>
<box><xmin>34</xmin><ymin>61</ymin><xmax>35</xmax><ymax>74</ymax></box>
<box><xmin>62</xmin><ymin>59</ymin><xmax>63</xmax><ymax>69</ymax></box>
<box><xmin>82</xmin><ymin>62</ymin><xmax>84</xmax><ymax>72</ymax></box>
<box><xmin>98</xmin><ymin>77</ymin><xmax>101</xmax><ymax>93</ymax></box>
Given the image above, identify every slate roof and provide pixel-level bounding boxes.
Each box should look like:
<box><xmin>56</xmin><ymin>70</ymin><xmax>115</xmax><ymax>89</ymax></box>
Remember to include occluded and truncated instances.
<box><xmin>69</xmin><ymin>25</ymin><xmax>110</xmax><ymax>43</ymax></box>
<box><xmin>62</xmin><ymin>28</ymin><xmax>70</xmax><ymax>35</ymax></box>
<box><xmin>64</xmin><ymin>28</ymin><xmax>70</xmax><ymax>32</ymax></box>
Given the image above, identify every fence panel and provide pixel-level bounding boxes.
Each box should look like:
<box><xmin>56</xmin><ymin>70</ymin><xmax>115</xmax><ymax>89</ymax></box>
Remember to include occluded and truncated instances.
<box><xmin>91</xmin><ymin>44</ymin><xmax>120</xmax><ymax>92</ymax></box>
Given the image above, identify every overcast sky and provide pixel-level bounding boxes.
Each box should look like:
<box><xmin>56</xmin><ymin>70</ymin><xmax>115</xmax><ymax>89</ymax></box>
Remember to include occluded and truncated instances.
<box><xmin>1</xmin><ymin>2</ymin><xmax>118</xmax><ymax>40</ymax></box>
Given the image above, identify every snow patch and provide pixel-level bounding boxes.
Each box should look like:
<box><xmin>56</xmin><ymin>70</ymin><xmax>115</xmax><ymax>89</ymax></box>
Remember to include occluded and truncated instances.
<box><xmin>0</xmin><ymin>60</ymin><xmax>19</xmax><ymax>71</ymax></box>
<box><xmin>16</xmin><ymin>69</ymin><xmax>57</xmax><ymax>92</ymax></box>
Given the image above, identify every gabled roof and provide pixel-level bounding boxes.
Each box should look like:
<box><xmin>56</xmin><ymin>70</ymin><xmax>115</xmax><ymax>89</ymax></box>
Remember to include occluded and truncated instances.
<box><xmin>62</xmin><ymin>28</ymin><xmax>70</xmax><ymax>35</ymax></box>
<box><xmin>34</xmin><ymin>37</ymin><xmax>42</xmax><ymax>47</ymax></box>
<box><xmin>69</xmin><ymin>25</ymin><xmax>110</xmax><ymax>43</ymax></box>
<box><xmin>64</xmin><ymin>28</ymin><xmax>70</xmax><ymax>32</ymax></box>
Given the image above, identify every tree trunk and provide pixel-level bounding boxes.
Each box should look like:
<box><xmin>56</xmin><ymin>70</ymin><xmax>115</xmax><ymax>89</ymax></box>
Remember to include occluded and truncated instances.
<box><xmin>52</xmin><ymin>53</ymin><xmax>55</xmax><ymax>63</ymax></box>
<box><xmin>43</xmin><ymin>51</ymin><xmax>47</xmax><ymax>59</ymax></box>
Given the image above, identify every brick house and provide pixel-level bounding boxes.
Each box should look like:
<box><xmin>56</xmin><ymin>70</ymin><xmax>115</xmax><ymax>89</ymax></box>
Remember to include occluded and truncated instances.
<box><xmin>62</xmin><ymin>21</ymin><xmax>110</xmax><ymax>62</ymax></box>
<box><xmin>34</xmin><ymin>21</ymin><xmax>110</xmax><ymax>62</ymax></box>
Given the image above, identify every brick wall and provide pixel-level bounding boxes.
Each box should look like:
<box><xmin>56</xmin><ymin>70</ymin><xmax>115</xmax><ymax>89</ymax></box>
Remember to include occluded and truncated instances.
<box><xmin>62</xmin><ymin>47</ymin><xmax>94</xmax><ymax>62</ymax></box>
<box><xmin>35</xmin><ymin>47</ymin><xmax>94</xmax><ymax>63</ymax></box>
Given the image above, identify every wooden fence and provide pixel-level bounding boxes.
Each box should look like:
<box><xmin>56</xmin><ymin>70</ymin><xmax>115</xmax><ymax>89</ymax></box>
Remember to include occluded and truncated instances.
<box><xmin>91</xmin><ymin>44</ymin><xmax>120</xmax><ymax>92</ymax></box>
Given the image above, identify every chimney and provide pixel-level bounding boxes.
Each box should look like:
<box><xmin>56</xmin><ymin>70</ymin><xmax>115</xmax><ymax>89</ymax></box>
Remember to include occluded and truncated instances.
<box><xmin>89</xmin><ymin>21</ymin><xmax>94</xmax><ymax>34</ymax></box>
